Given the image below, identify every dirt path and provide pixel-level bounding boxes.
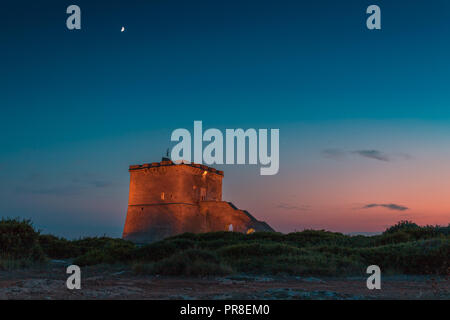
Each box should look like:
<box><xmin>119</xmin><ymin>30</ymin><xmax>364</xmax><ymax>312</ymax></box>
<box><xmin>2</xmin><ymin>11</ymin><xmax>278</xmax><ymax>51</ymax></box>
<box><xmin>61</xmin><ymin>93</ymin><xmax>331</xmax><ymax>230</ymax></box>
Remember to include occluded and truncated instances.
<box><xmin>0</xmin><ymin>263</ymin><xmax>448</xmax><ymax>300</ymax></box>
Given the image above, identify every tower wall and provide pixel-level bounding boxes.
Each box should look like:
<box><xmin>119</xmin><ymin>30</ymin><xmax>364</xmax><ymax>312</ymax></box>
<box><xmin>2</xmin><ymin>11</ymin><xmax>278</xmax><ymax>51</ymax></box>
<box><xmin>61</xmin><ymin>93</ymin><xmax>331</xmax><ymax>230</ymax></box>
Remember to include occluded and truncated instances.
<box><xmin>200</xmin><ymin>201</ymin><xmax>274</xmax><ymax>233</ymax></box>
<box><xmin>128</xmin><ymin>162</ymin><xmax>223</xmax><ymax>206</ymax></box>
<box><xmin>122</xmin><ymin>204</ymin><xmax>207</xmax><ymax>243</ymax></box>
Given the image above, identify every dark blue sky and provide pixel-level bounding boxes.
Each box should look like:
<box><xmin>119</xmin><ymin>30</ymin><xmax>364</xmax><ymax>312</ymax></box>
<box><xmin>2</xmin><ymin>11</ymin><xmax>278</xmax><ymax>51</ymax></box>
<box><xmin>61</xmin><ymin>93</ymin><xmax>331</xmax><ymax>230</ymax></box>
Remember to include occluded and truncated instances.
<box><xmin>1</xmin><ymin>1</ymin><xmax>450</xmax><ymax>237</ymax></box>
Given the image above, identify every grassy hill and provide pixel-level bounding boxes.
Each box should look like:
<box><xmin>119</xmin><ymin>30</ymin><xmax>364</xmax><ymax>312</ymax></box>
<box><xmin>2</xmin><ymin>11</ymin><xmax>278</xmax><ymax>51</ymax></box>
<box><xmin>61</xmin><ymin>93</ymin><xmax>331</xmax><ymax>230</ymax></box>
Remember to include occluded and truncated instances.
<box><xmin>1</xmin><ymin>218</ymin><xmax>449</xmax><ymax>276</ymax></box>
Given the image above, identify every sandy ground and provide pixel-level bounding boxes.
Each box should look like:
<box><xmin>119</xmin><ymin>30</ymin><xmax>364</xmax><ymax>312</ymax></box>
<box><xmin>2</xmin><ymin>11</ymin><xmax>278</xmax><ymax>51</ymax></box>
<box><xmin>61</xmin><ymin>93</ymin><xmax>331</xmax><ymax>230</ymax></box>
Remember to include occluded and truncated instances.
<box><xmin>0</xmin><ymin>261</ymin><xmax>448</xmax><ymax>300</ymax></box>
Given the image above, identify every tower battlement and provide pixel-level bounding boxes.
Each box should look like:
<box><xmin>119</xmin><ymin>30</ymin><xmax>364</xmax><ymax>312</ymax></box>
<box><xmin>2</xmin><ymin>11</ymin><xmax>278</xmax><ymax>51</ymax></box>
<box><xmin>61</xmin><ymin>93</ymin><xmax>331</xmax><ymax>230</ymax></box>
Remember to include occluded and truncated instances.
<box><xmin>129</xmin><ymin>160</ymin><xmax>224</xmax><ymax>176</ymax></box>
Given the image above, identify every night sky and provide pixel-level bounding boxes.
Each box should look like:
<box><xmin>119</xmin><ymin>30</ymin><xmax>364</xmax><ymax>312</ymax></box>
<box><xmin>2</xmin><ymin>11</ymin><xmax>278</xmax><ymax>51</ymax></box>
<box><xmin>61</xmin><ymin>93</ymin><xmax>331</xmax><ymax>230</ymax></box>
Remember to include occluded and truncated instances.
<box><xmin>1</xmin><ymin>0</ymin><xmax>450</xmax><ymax>238</ymax></box>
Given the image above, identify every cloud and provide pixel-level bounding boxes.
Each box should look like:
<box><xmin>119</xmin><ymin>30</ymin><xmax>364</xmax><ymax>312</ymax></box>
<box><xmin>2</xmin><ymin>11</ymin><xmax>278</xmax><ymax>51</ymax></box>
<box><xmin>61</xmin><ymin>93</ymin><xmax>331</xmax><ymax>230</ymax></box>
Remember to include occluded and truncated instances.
<box><xmin>352</xmin><ymin>150</ymin><xmax>390</xmax><ymax>162</ymax></box>
<box><xmin>363</xmin><ymin>203</ymin><xmax>409</xmax><ymax>211</ymax></box>
<box><xmin>322</xmin><ymin>148</ymin><xmax>411</xmax><ymax>162</ymax></box>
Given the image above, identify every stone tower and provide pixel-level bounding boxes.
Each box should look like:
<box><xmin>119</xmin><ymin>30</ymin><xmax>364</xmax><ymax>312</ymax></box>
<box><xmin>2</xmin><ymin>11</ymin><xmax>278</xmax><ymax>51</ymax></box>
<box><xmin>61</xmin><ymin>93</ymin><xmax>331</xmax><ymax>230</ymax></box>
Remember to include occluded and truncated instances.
<box><xmin>122</xmin><ymin>158</ymin><xmax>274</xmax><ymax>243</ymax></box>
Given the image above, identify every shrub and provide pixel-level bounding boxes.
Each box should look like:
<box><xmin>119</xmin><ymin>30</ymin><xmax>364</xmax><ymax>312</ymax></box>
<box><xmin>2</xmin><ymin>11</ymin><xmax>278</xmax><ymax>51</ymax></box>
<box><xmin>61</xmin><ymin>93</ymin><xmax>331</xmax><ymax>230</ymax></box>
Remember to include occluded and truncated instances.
<box><xmin>384</xmin><ymin>220</ymin><xmax>419</xmax><ymax>234</ymax></box>
<box><xmin>198</xmin><ymin>239</ymin><xmax>233</xmax><ymax>251</ymax></box>
<box><xmin>358</xmin><ymin>239</ymin><xmax>450</xmax><ymax>274</ymax></box>
<box><xmin>380</xmin><ymin>221</ymin><xmax>450</xmax><ymax>244</ymax></box>
<box><xmin>73</xmin><ymin>240</ymin><xmax>136</xmax><ymax>266</ymax></box>
<box><xmin>434</xmin><ymin>224</ymin><xmax>450</xmax><ymax>236</ymax></box>
<box><xmin>246</xmin><ymin>232</ymin><xmax>286</xmax><ymax>242</ymax></box>
<box><xmin>218</xmin><ymin>242</ymin><xmax>303</xmax><ymax>258</ymax></box>
<box><xmin>375</xmin><ymin>231</ymin><xmax>413</xmax><ymax>246</ymax></box>
<box><xmin>0</xmin><ymin>218</ymin><xmax>46</xmax><ymax>268</ymax></box>
<box><xmin>227</xmin><ymin>249</ymin><xmax>364</xmax><ymax>276</ymax></box>
<box><xmin>166</xmin><ymin>238</ymin><xmax>197</xmax><ymax>250</ymax></box>
<box><xmin>134</xmin><ymin>249</ymin><xmax>232</xmax><ymax>276</ymax></box>
<box><xmin>135</xmin><ymin>240</ymin><xmax>179</xmax><ymax>262</ymax></box>
<box><xmin>195</xmin><ymin>231</ymin><xmax>246</xmax><ymax>242</ymax></box>
<box><xmin>39</xmin><ymin>234</ymin><xmax>80</xmax><ymax>259</ymax></box>
<box><xmin>71</xmin><ymin>237</ymin><xmax>132</xmax><ymax>254</ymax></box>
<box><xmin>285</xmin><ymin>230</ymin><xmax>352</xmax><ymax>247</ymax></box>
<box><xmin>73</xmin><ymin>249</ymin><xmax>106</xmax><ymax>266</ymax></box>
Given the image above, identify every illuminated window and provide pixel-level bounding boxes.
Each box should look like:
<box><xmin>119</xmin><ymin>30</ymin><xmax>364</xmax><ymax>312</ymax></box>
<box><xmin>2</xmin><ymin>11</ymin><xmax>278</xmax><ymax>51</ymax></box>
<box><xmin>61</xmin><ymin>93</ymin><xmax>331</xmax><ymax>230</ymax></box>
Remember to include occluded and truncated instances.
<box><xmin>161</xmin><ymin>192</ymin><xmax>165</xmax><ymax>200</ymax></box>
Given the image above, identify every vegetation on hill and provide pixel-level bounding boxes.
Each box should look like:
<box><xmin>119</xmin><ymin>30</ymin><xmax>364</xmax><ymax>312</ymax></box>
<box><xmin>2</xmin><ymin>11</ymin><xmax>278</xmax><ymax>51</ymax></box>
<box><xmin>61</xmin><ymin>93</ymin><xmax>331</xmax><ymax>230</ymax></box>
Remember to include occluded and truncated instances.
<box><xmin>1</xmin><ymin>218</ymin><xmax>449</xmax><ymax>276</ymax></box>
<box><xmin>0</xmin><ymin>218</ymin><xmax>46</xmax><ymax>269</ymax></box>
